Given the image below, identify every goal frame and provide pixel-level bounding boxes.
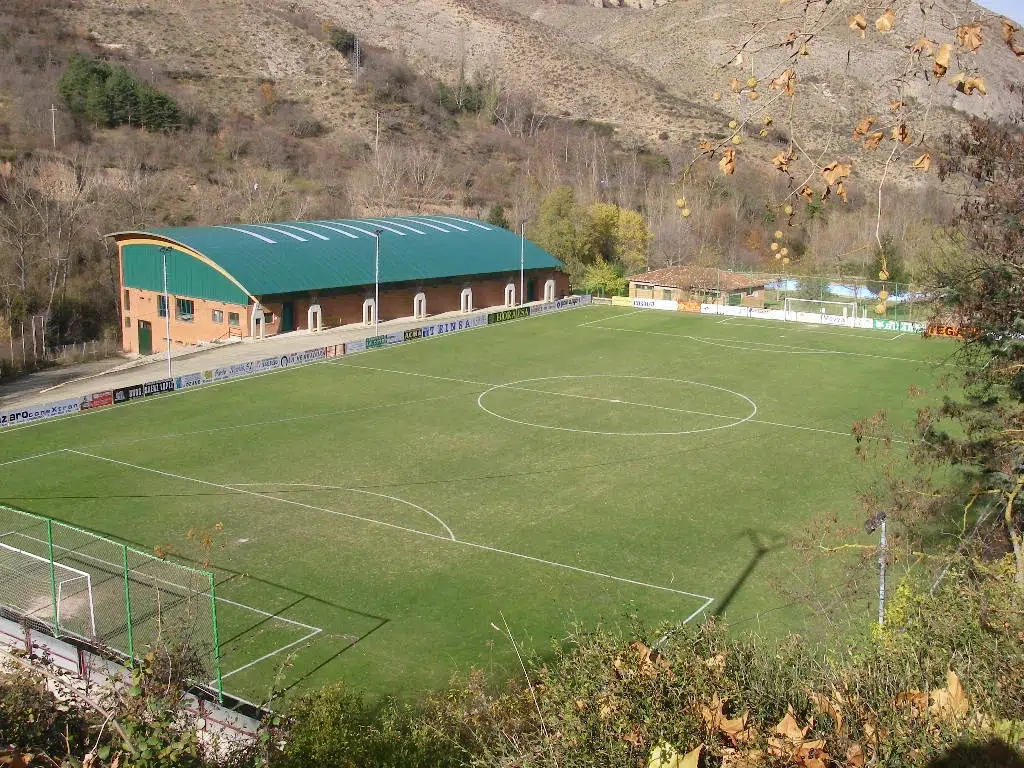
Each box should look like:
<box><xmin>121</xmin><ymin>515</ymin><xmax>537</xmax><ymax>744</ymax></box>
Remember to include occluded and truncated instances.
<box><xmin>0</xmin><ymin>541</ymin><xmax>97</xmax><ymax>637</ymax></box>
<box><xmin>783</xmin><ymin>297</ymin><xmax>859</xmax><ymax>326</ymax></box>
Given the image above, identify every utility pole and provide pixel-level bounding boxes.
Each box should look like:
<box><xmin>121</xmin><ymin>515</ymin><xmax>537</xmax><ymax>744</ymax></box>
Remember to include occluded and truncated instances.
<box><xmin>160</xmin><ymin>246</ymin><xmax>172</xmax><ymax>377</ymax></box>
<box><xmin>49</xmin><ymin>104</ymin><xmax>57</xmax><ymax>149</ymax></box>
<box><xmin>865</xmin><ymin>511</ymin><xmax>888</xmax><ymax>628</ymax></box>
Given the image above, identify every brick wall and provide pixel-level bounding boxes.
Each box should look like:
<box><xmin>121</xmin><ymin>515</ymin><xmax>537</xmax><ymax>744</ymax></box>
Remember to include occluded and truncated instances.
<box><xmin>121</xmin><ymin>269</ymin><xmax>568</xmax><ymax>353</ymax></box>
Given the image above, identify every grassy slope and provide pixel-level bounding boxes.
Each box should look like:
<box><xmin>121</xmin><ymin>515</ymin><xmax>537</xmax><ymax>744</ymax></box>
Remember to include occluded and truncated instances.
<box><xmin>0</xmin><ymin>307</ymin><xmax>954</xmax><ymax>701</ymax></box>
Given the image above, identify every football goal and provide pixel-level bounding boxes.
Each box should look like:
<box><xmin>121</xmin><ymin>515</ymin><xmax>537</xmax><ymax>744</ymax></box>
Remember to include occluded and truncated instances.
<box><xmin>0</xmin><ymin>541</ymin><xmax>96</xmax><ymax>637</ymax></box>
<box><xmin>783</xmin><ymin>297</ymin><xmax>859</xmax><ymax>326</ymax></box>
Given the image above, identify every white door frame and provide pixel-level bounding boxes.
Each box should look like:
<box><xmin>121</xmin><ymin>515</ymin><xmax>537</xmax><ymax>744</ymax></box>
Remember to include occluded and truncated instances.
<box><xmin>413</xmin><ymin>292</ymin><xmax>427</xmax><ymax>319</ymax></box>
<box><xmin>307</xmin><ymin>303</ymin><xmax>322</xmax><ymax>332</ymax></box>
<box><xmin>362</xmin><ymin>298</ymin><xmax>376</xmax><ymax>326</ymax></box>
<box><xmin>250</xmin><ymin>305</ymin><xmax>265</xmax><ymax>340</ymax></box>
<box><xmin>504</xmin><ymin>283</ymin><xmax>516</xmax><ymax>308</ymax></box>
<box><xmin>544</xmin><ymin>279</ymin><xmax>556</xmax><ymax>302</ymax></box>
<box><xmin>460</xmin><ymin>287</ymin><xmax>473</xmax><ymax>313</ymax></box>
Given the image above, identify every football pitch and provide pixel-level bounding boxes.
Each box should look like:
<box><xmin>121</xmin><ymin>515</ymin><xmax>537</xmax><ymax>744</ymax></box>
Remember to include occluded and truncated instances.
<box><xmin>0</xmin><ymin>305</ymin><xmax>954</xmax><ymax>703</ymax></box>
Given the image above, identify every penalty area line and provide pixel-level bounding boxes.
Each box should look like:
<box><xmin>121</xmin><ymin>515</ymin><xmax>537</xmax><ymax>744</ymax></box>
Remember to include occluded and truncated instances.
<box><xmin>67</xmin><ymin>450</ymin><xmax>715</xmax><ymax>616</ymax></box>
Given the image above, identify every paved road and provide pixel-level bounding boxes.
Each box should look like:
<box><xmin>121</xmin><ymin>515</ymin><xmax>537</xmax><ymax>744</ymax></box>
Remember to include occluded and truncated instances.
<box><xmin>0</xmin><ymin>303</ymin><xmax>514</xmax><ymax>411</ymax></box>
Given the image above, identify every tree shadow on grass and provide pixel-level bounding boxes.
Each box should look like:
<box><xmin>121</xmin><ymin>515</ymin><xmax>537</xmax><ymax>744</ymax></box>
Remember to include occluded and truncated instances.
<box><xmin>712</xmin><ymin>529</ymin><xmax>788</xmax><ymax>619</ymax></box>
<box><xmin>928</xmin><ymin>739</ymin><xmax>1024</xmax><ymax>768</ymax></box>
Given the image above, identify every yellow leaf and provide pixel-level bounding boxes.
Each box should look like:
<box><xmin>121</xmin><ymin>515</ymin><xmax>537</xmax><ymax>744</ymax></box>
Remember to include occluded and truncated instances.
<box><xmin>769</xmin><ymin>69</ymin><xmax>796</xmax><ymax>96</ymax></box>
<box><xmin>930</xmin><ymin>669</ymin><xmax>970</xmax><ymax>721</ymax></box>
<box><xmin>729</xmin><ymin>77</ymin><xmax>742</xmax><ymax>92</ymax></box>
<box><xmin>849</xmin><ymin>14</ymin><xmax>868</xmax><ymax>38</ymax></box>
<box><xmin>846</xmin><ymin>743</ymin><xmax>866</xmax><ymax>767</ymax></box>
<box><xmin>701</xmin><ymin>695</ymin><xmax>753</xmax><ymax>744</ymax></box>
<box><xmin>805</xmin><ymin>689</ymin><xmax>844</xmax><ymax>733</ymax></box>
<box><xmin>772</xmin><ymin>150</ymin><xmax>794</xmax><ymax>174</ymax></box>
<box><xmin>875</xmin><ymin>9</ymin><xmax>896</xmax><ymax>33</ymax></box>
<box><xmin>821</xmin><ymin>185</ymin><xmax>832</xmax><ymax>202</ymax></box>
<box><xmin>648</xmin><ymin>742</ymin><xmax>703</xmax><ymax>768</ymax></box>
<box><xmin>775</xmin><ymin>705</ymin><xmax>810</xmax><ymax>741</ymax></box>
<box><xmin>890</xmin><ymin>123</ymin><xmax>910</xmax><ymax>143</ymax></box>
<box><xmin>705</xmin><ymin>653</ymin><xmax>726</xmax><ymax>671</ymax></box>
<box><xmin>934</xmin><ymin>43</ymin><xmax>953</xmax><ymax>78</ymax></box>
<box><xmin>837</xmin><ymin>181</ymin><xmax>848</xmax><ymax>203</ymax></box>
<box><xmin>909</xmin><ymin>37</ymin><xmax>935</xmax><ymax>55</ymax></box>
<box><xmin>799</xmin><ymin>184</ymin><xmax>814</xmax><ymax>201</ymax></box>
<box><xmin>699</xmin><ymin>139</ymin><xmax>715</xmax><ymax>154</ymax></box>
<box><xmin>912</xmin><ymin>152</ymin><xmax>931</xmax><ymax>171</ymax></box>
<box><xmin>956</xmin><ymin>23</ymin><xmax>983</xmax><ymax>53</ymax></box>
<box><xmin>712</xmin><ymin>91</ymin><xmax>722</xmax><ymax>101</ymax></box>
<box><xmin>1004</xmin><ymin>20</ymin><xmax>1024</xmax><ymax>57</ymax></box>
<box><xmin>889</xmin><ymin>99</ymin><xmax>906</xmax><ymax>111</ymax></box>
<box><xmin>893</xmin><ymin>689</ymin><xmax>929</xmax><ymax>716</ymax></box>
<box><xmin>799</xmin><ymin>42</ymin><xmax>810</xmax><ymax>56</ymax></box>
<box><xmin>720</xmin><ymin>147</ymin><xmax>736</xmax><ymax>175</ymax></box>
<box><xmin>863</xmin><ymin>130</ymin><xmax>884</xmax><ymax>150</ymax></box>
<box><xmin>852</xmin><ymin>116</ymin><xmax>875</xmax><ymax>138</ymax></box>
<box><xmin>951</xmin><ymin>73</ymin><xmax>987</xmax><ymax>96</ymax></box>
<box><xmin>822</xmin><ymin>160</ymin><xmax>851</xmax><ymax>186</ymax></box>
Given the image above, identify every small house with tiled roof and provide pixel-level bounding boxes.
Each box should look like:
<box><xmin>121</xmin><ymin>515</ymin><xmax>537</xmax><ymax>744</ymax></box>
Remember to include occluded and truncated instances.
<box><xmin>627</xmin><ymin>266</ymin><xmax>767</xmax><ymax>307</ymax></box>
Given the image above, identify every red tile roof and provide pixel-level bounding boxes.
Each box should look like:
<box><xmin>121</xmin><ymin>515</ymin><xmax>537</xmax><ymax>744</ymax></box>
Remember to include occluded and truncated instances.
<box><xmin>627</xmin><ymin>266</ymin><xmax>766</xmax><ymax>292</ymax></box>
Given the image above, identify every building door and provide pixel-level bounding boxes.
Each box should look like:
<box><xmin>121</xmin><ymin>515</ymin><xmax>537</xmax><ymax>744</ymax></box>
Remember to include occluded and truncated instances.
<box><xmin>281</xmin><ymin>302</ymin><xmax>294</xmax><ymax>332</ymax></box>
<box><xmin>527</xmin><ymin>279</ymin><xmax>537</xmax><ymax>302</ymax></box>
<box><xmin>138</xmin><ymin>320</ymin><xmax>153</xmax><ymax>356</ymax></box>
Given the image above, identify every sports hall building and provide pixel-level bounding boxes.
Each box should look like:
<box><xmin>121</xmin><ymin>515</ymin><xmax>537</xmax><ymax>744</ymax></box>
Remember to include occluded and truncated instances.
<box><xmin>109</xmin><ymin>216</ymin><xmax>568</xmax><ymax>355</ymax></box>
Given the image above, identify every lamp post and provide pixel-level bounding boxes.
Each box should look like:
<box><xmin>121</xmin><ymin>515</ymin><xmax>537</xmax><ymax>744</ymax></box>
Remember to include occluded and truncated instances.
<box><xmin>519</xmin><ymin>218</ymin><xmax>526</xmax><ymax>306</ymax></box>
<box><xmin>865</xmin><ymin>510</ymin><xmax>888</xmax><ymax>627</ymax></box>
<box><xmin>159</xmin><ymin>246</ymin><xmax>172</xmax><ymax>377</ymax></box>
<box><xmin>373</xmin><ymin>229</ymin><xmax>384</xmax><ymax>334</ymax></box>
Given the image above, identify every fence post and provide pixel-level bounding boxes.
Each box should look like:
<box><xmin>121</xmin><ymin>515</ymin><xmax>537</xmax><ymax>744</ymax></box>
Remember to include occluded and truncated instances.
<box><xmin>209</xmin><ymin>573</ymin><xmax>224</xmax><ymax>702</ymax></box>
<box><xmin>122</xmin><ymin>544</ymin><xmax>135</xmax><ymax>664</ymax></box>
<box><xmin>46</xmin><ymin>519</ymin><xmax>58</xmax><ymax>633</ymax></box>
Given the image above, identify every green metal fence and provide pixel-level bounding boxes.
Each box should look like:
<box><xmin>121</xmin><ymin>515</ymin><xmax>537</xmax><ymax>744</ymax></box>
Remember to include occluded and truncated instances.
<box><xmin>0</xmin><ymin>504</ymin><xmax>222</xmax><ymax>699</ymax></box>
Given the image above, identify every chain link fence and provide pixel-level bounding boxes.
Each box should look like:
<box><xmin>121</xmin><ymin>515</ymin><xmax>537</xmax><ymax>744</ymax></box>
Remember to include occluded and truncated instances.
<box><xmin>0</xmin><ymin>504</ymin><xmax>222</xmax><ymax>699</ymax></box>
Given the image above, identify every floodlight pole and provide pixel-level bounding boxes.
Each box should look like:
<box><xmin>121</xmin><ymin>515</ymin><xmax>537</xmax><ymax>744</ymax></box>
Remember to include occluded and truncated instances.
<box><xmin>519</xmin><ymin>219</ymin><xmax>526</xmax><ymax>306</ymax></box>
<box><xmin>373</xmin><ymin>229</ymin><xmax>384</xmax><ymax>334</ymax></box>
<box><xmin>877</xmin><ymin>516</ymin><xmax>888</xmax><ymax>627</ymax></box>
<box><xmin>160</xmin><ymin>246</ymin><xmax>172</xmax><ymax>377</ymax></box>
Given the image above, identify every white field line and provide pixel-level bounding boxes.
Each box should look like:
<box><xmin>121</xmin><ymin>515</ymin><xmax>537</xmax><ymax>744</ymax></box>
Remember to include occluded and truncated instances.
<box><xmin>712</xmin><ymin>317</ymin><xmax>895</xmax><ymax>341</ymax></box>
<box><xmin>217</xmin><ymin>627</ymin><xmax>323</xmax><ymax>682</ymax></box>
<box><xmin>581</xmin><ymin>325</ymin><xmax>933</xmax><ymax>363</ymax></box>
<box><xmin>0</xmin><ymin>302</ymin><xmax>589</xmax><ymax>437</ymax></box>
<box><xmin>333</xmin><ymin>362</ymin><xmax>903</xmax><ymax>443</ymax></box>
<box><xmin>889</xmin><ymin>333</ymin><xmax>907</xmax><ymax>341</ymax></box>
<box><xmin>2</xmin><ymin>527</ymin><xmax>328</xmax><ymax>681</ymax></box>
<box><xmin>0</xmin><ymin>450</ymin><xmax>63</xmax><ymax>468</ymax></box>
<box><xmin>67</xmin><ymin>451</ymin><xmax>715</xmax><ymax>615</ymax></box>
<box><xmin>231</xmin><ymin>482</ymin><xmax>456</xmax><ymax>541</ymax></box>
<box><xmin>78</xmin><ymin>391</ymin><xmax>475</xmax><ymax>450</ymax></box>
<box><xmin>576</xmin><ymin>309</ymin><xmax>644</xmax><ymax>327</ymax></box>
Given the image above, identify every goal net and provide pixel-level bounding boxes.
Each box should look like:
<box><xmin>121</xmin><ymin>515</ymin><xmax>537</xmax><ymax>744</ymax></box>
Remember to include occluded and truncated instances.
<box><xmin>783</xmin><ymin>297</ymin><xmax>859</xmax><ymax>327</ymax></box>
<box><xmin>0</xmin><ymin>541</ymin><xmax>96</xmax><ymax>637</ymax></box>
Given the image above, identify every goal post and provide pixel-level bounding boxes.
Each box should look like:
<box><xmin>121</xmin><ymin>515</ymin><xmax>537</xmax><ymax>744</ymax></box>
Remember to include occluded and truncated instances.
<box><xmin>783</xmin><ymin>297</ymin><xmax>859</xmax><ymax>326</ymax></box>
<box><xmin>0</xmin><ymin>541</ymin><xmax>96</xmax><ymax>637</ymax></box>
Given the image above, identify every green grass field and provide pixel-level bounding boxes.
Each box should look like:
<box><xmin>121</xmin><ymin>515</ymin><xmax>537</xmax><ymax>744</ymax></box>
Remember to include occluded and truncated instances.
<box><xmin>0</xmin><ymin>305</ymin><xmax>956</xmax><ymax>704</ymax></box>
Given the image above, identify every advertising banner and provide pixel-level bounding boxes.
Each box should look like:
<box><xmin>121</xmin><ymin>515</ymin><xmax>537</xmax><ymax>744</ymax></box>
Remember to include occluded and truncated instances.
<box><xmin>0</xmin><ymin>397</ymin><xmax>81</xmax><ymax>427</ymax></box>
<box><xmin>530</xmin><ymin>295</ymin><xmax>590</xmax><ymax>315</ymax></box>
<box><xmin>678</xmin><ymin>301</ymin><xmax>702</xmax><ymax>313</ymax></box>
<box><xmin>111</xmin><ymin>377</ymin><xmax>173</xmax><ymax>405</ymax></box>
<box><xmin>79</xmin><ymin>391</ymin><xmax>114</xmax><ymax>411</ymax></box>
<box><xmin>875</xmin><ymin>319</ymin><xmax>927</xmax><ymax>333</ymax></box>
<box><xmin>345</xmin><ymin>339</ymin><xmax>367</xmax><ymax>354</ymax></box>
<box><xmin>622</xmin><ymin>297</ymin><xmax>679</xmax><ymax>311</ymax></box>
<box><xmin>748</xmin><ymin>308</ymin><xmax>786</xmax><ymax>321</ymax></box>
<box><xmin>488</xmin><ymin>307</ymin><xmax>531</xmax><ymax>324</ymax></box>
<box><xmin>174</xmin><ymin>372</ymin><xmax>206</xmax><ymax>390</ymax></box>
<box><xmin>324</xmin><ymin>344</ymin><xmax>343</xmax><ymax>358</ymax></box>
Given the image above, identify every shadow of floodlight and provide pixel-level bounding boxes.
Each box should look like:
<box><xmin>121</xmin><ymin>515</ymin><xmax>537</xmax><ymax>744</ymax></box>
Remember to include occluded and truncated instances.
<box><xmin>712</xmin><ymin>529</ymin><xmax>787</xmax><ymax>619</ymax></box>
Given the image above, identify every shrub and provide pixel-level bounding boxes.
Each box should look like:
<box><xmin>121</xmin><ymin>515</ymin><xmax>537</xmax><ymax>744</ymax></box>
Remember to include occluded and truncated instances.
<box><xmin>329</xmin><ymin>27</ymin><xmax>356</xmax><ymax>56</ymax></box>
<box><xmin>58</xmin><ymin>53</ymin><xmax>181</xmax><ymax>131</ymax></box>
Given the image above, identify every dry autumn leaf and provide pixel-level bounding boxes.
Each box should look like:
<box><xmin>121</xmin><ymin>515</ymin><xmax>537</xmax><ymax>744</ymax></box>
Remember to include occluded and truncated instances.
<box><xmin>822</xmin><ymin>161</ymin><xmax>852</xmax><ymax>186</ymax></box>
<box><xmin>891</xmin><ymin>123</ymin><xmax>910</xmax><ymax>143</ymax></box>
<box><xmin>930</xmin><ymin>669</ymin><xmax>970</xmax><ymax>721</ymax></box>
<box><xmin>912</xmin><ymin>152</ymin><xmax>931</xmax><ymax>171</ymax></box>
<box><xmin>889</xmin><ymin>99</ymin><xmax>906</xmax><ymax>111</ymax></box>
<box><xmin>699</xmin><ymin>139</ymin><xmax>715</xmax><ymax>154</ymax></box>
<box><xmin>701</xmin><ymin>695</ymin><xmax>754</xmax><ymax>744</ymax></box>
<box><xmin>648</xmin><ymin>742</ymin><xmax>703</xmax><ymax>768</ymax></box>
<box><xmin>729</xmin><ymin>77</ymin><xmax>742</xmax><ymax>92</ymax></box>
<box><xmin>875</xmin><ymin>9</ymin><xmax>896</xmax><ymax>33</ymax></box>
<box><xmin>849</xmin><ymin>14</ymin><xmax>868</xmax><ymax>38</ymax></box>
<box><xmin>772</xmin><ymin>150</ymin><xmax>794</xmax><ymax>174</ymax></box>
<box><xmin>852</xmin><ymin>116</ymin><xmax>875</xmax><ymax>138</ymax></box>
<box><xmin>799</xmin><ymin>184</ymin><xmax>814</xmax><ymax>201</ymax></box>
<box><xmin>837</xmin><ymin>181</ymin><xmax>848</xmax><ymax>203</ymax></box>
<box><xmin>1004</xmin><ymin>20</ymin><xmax>1024</xmax><ymax>57</ymax></box>
<box><xmin>951</xmin><ymin>73</ymin><xmax>988</xmax><ymax>96</ymax></box>
<box><xmin>720</xmin><ymin>147</ymin><xmax>737</xmax><ymax>175</ymax></box>
<box><xmin>770</xmin><ymin>69</ymin><xmax>796</xmax><ymax>96</ymax></box>
<box><xmin>847</xmin><ymin>743</ymin><xmax>866</xmax><ymax>767</ymax></box>
<box><xmin>909</xmin><ymin>37</ymin><xmax>935</xmax><ymax>55</ymax></box>
<box><xmin>805</xmin><ymin>689</ymin><xmax>844</xmax><ymax>732</ymax></box>
<box><xmin>956</xmin><ymin>23</ymin><xmax>983</xmax><ymax>53</ymax></box>
<box><xmin>864</xmin><ymin>130</ymin><xmax>884</xmax><ymax>150</ymax></box>
<box><xmin>934</xmin><ymin>43</ymin><xmax>953</xmax><ymax>77</ymax></box>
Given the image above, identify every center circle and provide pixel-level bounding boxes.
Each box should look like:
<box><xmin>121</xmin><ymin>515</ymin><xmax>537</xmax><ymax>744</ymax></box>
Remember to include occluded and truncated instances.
<box><xmin>476</xmin><ymin>374</ymin><xmax>757</xmax><ymax>436</ymax></box>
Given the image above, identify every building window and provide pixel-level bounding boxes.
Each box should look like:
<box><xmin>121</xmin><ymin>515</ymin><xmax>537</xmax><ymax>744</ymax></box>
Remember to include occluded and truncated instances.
<box><xmin>212</xmin><ymin>309</ymin><xmax>224</xmax><ymax>323</ymax></box>
<box><xmin>158</xmin><ymin>295</ymin><xmax>168</xmax><ymax>318</ymax></box>
<box><xmin>176</xmin><ymin>298</ymin><xmax>194</xmax><ymax>321</ymax></box>
<box><xmin>264</xmin><ymin>312</ymin><xmax>275</xmax><ymax>324</ymax></box>
<box><xmin>228</xmin><ymin>312</ymin><xmax>240</xmax><ymax>327</ymax></box>
<box><xmin>123</xmin><ymin>289</ymin><xmax>130</xmax><ymax>312</ymax></box>
<box><xmin>662</xmin><ymin>289</ymin><xmax>672</xmax><ymax>301</ymax></box>
<box><xmin>124</xmin><ymin>316</ymin><xmax>131</xmax><ymax>328</ymax></box>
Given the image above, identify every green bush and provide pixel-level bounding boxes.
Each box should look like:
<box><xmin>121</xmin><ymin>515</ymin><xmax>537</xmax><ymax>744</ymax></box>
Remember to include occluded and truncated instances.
<box><xmin>329</xmin><ymin>27</ymin><xmax>356</xmax><ymax>56</ymax></box>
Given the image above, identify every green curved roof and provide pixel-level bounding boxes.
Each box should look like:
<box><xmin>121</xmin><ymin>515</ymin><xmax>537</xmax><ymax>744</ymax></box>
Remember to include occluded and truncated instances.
<box><xmin>110</xmin><ymin>216</ymin><xmax>563</xmax><ymax>298</ymax></box>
